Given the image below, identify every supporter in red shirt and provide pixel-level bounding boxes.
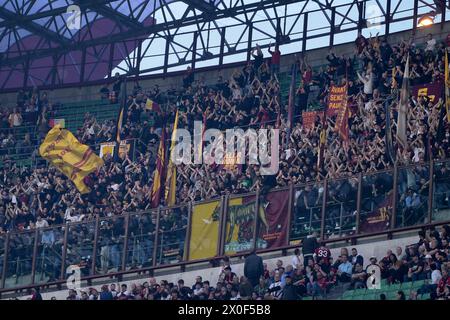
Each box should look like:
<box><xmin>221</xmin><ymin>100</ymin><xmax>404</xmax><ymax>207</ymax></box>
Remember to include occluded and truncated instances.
<box><xmin>268</xmin><ymin>43</ymin><xmax>281</xmax><ymax>77</ymax></box>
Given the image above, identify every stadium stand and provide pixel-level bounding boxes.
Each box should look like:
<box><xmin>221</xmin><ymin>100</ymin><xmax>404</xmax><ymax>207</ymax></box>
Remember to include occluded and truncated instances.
<box><xmin>0</xmin><ymin>24</ymin><xmax>449</xmax><ymax>301</ymax></box>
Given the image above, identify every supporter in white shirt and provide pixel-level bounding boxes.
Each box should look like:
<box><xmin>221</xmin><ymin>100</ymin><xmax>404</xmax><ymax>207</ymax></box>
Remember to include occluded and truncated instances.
<box><xmin>35</xmin><ymin>216</ymin><xmax>49</xmax><ymax>229</ymax></box>
<box><xmin>425</xmin><ymin>34</ymin><xmax>436</xmax><ymax>52</ymax></box>
<box><xmin>267</xmin><ymin>274</ymin><xmax>283</xmax><ymax>300</ymax></box>
<box><xmin>292</xmin><ymin>248</ymin><xmax>303</xmax><ymax>269</ymax></box>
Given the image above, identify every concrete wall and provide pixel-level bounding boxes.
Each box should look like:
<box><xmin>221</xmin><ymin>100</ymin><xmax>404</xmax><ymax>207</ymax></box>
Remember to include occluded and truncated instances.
<box><xmin>1</xmin><ymin>23</ymin><xmax>449</xmax><ymax>109</ymax></box>
<box><xmin>5</xmin><ymin>230</ymin><xmax>420</xmax><ymax>300</ymax></box>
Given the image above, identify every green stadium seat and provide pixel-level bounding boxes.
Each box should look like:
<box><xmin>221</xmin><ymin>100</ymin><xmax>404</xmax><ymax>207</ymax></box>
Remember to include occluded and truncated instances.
<box><xmin>342</xmin><ymin>290</ymin><xmax>354</xmax><ymax>299</ymax></box>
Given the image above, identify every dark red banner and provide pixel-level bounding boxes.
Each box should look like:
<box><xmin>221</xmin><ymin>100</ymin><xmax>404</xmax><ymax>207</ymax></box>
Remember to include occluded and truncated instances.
<box><xmin>412</xmin><ymin>81</ymin><xmax>443</xmax><ymax>103</ymax></box>
<box><xmin>360</xmin><ymin>191</ymin><xmax>393</xmax><ymax>233</ymax></box>
<box><xmin>327</xmin><ymin>85</ymin><xmax>348</xmax><ymax>116</ymax></box>
<box><xmin>302</xmin><ymin>111</ymin><xmax>324</xmax><ymax>130</ymax></box>
<box><xmin>223</xmin><ymin>189</ymin><xmax>290</xmax><ymax>254</ymax></box>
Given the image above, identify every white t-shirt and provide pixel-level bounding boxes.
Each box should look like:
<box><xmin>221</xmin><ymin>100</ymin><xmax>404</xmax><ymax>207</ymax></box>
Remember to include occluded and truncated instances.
<box><xmin>431</xmin><ymin>269</ymin><xmax>442</xmax><ymax>284</ymax></box>
<box><xmin>426</xmin><ymin>39</ymin><xmax>436</xmax><ymax>51</ymax></box>
<box><xmin>292</xmin><ymin>255</ymin><xmax>302</xmax><ymax>268</ymax></box>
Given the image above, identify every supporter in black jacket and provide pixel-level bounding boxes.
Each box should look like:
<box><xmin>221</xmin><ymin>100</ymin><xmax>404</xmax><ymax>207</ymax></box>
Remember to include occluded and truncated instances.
<box><xmin>244</xmin><ymin>250</ymin><xmax>264</xmax><ymax>287</ymax></box>
<box><xmin>303</xmin><ymin>231</ymin><xmax>319</xmax><ymax>266</ymax></box>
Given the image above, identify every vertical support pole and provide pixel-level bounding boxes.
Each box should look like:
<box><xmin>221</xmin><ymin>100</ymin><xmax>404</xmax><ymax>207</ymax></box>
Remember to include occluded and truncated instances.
<box><xmin>219</xmin><ymin>27</ymin><xmax>226</xmax><ymax>68</ymax></box>
<box><xmin>218</xmin><ymin>195</ymin><xmax>228</xmax><ymax>257</ymax></box>
<box><xmin>276</xmin><ymin>17</ymin><xmax>282</xmax><ymax>44</ymax></box>
<box><xmin>320</xmin><ymin>179</ymin><xmax>328</xmax><ymax>241</ymax></box>
<box><xmin>330</xmin><ymin>8</ymin><xmax>336</xmax><ymax>48</ymax></box>
<box><xmin>252</xmin><ymin>189</ymin><xmax>261</xmax><ymax>251</ymax></box>
<box><xmin>385</xmin><ymin>0</ymin><xmax>391</xmax><ymax>38</ymax></box>
<box><xmin>184</xmin><ymin>202</ymin><xmax>193</xmax><ymax>261</ymax></box>
<box><xmin>302</xmin><ymin>13</ymin><xmax>308</xmax><ymax>54</ymax></box>
<box><xmin>286</xmin><ymin>183</ymin><xmax>294</xmax><ymax>244</ymax></box>
<box><xmin>356</xmin><ymin>172</ymin><xmax>362</xmax><ymax>234</ymax></box>
<box><xmin>60</xmin><ymin>224</ymin><xmax>69</xmax><ymax>281</ymax></box>
<box><xmin>413</xmin><ymin>0</ymin><xmax>419</xmax><ymax>35</ymax></box>
<box><xmin>428</xmin><ymin>160</ymin><xmax>434</xmax><ymax>224</ymax></box>
<box><xmin>391</xmin><ymin>163</ymin><xmax>399</xmax><ymax>229</ymax></box>
<box><xmin>152</xmin><ymin>208</ymin><xmax>161</xmax><ymax>267</ymax></box>
<box><xmin>441</xmin><ymin>3</ymin><xmax>446</xmax><ymax>30</ymax></box>
<box><xmin>51</xmin><ymin>55</ymin><xmax>58</xmax><ymax>86</ymax></box>
<box><xmin>80</xmin><ymin>47</ymin><xmax>86</xmax><ymax>83</ymax></box>
<box><xmin>246</xmin><ymin>23</ymin><xmax>253</xmax><ymax>63</ymax></box>
<box><xmin>163</xmin><ymin>36</ymin><xmax>171</xmax><ymax>77</ymax></box>
<box><xmin>135</xmin><ymin>39</ymin><xmax>143</xmax><ymax>76</ymax></box>
<box><xmin>357</xmin><ymin>1</ymin><xmax>364</xmax><ymax>34</ymax></box>
<box><xmin>23</xmin><ymin>58</ymin><xmax>30</xmax><ymax>88</ymax></box>
<box><xmin>121</xmin><ymin>213</ymin><xmax>130</xmax><ymax>271</ymax></box>
<box><xmin>30</xmin><ymin>228</ymin><xmax>39</xmax><ymax>284</ymax></box>
<box><xmin>1</xmin><ymin>233</ymin><xmax>9</xmax><ymax>289</ymax></box>
<box><xmin>108</xmin><ymin>43</ymin><xmax>115</xmax><ymax>79</ymax></box>
<box><xmin>91</xmin><ymin>215</ymin><xmax>100</xmax><ymax>275</ymax></box>
<box><xmin>192</xmin><ymin>32</ymin><xmax>198</xmax><ymax>70</ymax></box>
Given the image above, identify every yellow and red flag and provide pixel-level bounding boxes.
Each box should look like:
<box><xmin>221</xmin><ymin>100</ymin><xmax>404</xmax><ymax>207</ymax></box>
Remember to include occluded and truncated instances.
<box><xmin>39</xmin><ymin>125</ymin><xmax>104</xmax><ymax>194</ymax></box>
<box><xmin>164</xmin><ymin>110</ymin><xmax>179</xmax><ymax>206</ymax></box>
<box><xmin>151</xmin><ymin>127</ymin><xmax>166</xmax><ymax>208</ymax></box>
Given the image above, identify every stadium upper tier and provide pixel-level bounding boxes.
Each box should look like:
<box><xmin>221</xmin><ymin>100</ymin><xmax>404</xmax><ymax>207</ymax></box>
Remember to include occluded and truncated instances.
<box><xmin>0</xmin><ymin>26</ymin><xmax>449</xmax><ymax>297</ymax></box>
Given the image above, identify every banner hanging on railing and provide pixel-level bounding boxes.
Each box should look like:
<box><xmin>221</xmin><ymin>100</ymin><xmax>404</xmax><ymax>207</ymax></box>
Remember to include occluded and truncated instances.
<box><xmin>188</xmin><ymin>200</ymin><xmax>221</xmax><ymax>260</ymax></box>
<box><xmin>412</xmin><ymin>81</ymin><xmax>442</xmax><ymax>103</ymax></box>
<box><xmin>359</xmin><ymin>190</ymin><xmax>393</xmax><ymax>233</ymax></box>
<box><xmin>99</xmin><ymin>141</ymin><xmax>130</xmax><ymax>159</ymax></box>
<box><xmin>224</xmin><ymin>190</ymin><xmax>290</xmax><ymax>255</ymax></box>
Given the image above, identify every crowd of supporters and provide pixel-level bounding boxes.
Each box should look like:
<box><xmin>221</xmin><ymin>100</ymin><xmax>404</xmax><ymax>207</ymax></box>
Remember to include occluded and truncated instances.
<box><xmin>24</xmin><ymin>224</ymin><xmax>448</xmax><ymax>300</ymax></box>
<box><xmin>0</xmin><ymin>33</ymin><xmax>449</xmax><ymax>234</ymax></box>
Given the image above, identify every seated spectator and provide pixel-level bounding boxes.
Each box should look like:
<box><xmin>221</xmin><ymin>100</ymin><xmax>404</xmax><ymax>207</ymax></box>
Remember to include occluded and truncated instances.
<box><xmin>350</xmin><ymin>263</ymin><xmax>367</xmax><ymax>289</ymax></box>
<box><xmin>337</xmin><ymin>254</ymin><xmax>352</xmax><ymax>283</ymax></box>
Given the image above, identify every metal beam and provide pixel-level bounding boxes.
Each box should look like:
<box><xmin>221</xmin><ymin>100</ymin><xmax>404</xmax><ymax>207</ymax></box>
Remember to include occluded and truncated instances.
<box><xmin>0</xmin><ymin>0</ymin><xmax>302</xmax><ymax>67</ymax></box>
<box><xmin>179</xmin><ymin>0</ymin><xmax>215</xmax><ymax>13</ymax></box>
<box><xmin>0</xmin><ymin>6</ymin><xmax>71</xmax><ymax>47</ymax></box>
<box><xmin>74</xmin><ymin>0</ymin><xmax>143</xmax><ymax>30</ymax></box>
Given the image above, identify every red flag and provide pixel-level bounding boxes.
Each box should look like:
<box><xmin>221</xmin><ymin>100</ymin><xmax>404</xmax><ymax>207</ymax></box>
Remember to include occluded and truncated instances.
<box><xmin>151</xmin><ymin>127</ymin><xmax>166</xmax><ymax>208</ymax></box>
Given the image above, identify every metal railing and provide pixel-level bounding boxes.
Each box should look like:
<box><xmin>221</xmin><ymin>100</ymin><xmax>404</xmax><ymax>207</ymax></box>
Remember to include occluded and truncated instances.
<box><xmin>0</xmin><ymin>158</ymin><xmax>448</xmax><ymax>295</ymax></box>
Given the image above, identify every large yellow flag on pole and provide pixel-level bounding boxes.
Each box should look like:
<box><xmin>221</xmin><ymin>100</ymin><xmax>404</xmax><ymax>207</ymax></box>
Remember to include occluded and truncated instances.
<box><xmin>164</xmin><ymin>110</ymin><xmax>179</xmax><ymax>206</ymax></box>
<box><xmin>39</xmin><ymin>125</ymin><xmax>104</xmax><ymax>194</ymax></box>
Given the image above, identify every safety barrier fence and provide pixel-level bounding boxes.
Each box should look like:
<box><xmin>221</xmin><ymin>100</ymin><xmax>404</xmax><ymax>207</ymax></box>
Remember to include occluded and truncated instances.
<box><xmin>0</xmin><ymin>158</ymin><xmax>448</xmax><ymax>295</ymax></box>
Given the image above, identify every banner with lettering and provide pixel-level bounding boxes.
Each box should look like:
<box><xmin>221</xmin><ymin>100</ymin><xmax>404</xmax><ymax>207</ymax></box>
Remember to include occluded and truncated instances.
<box><xmin>188</xmin><ymin>200</ymin><xmax>221</xmax><ymax>260</ymax></box>
<box><xmin>412</xmin><ymin>81</ymin><xmax>443</xmax><ymax>103</ymax></box>
<box><xmin>302</xmin><ymin>111</ymin><xmax>324</xmax><ymax>130</ymax></box>
<box><xmin>360</xmin><ymin>190</ymin><xmax>393</xmax><ymax>233</ymax></box>
<box><xmin>327</xmin><ymin>85</ymin><xmax>348</xmax><ymax>116</ymax></box>
<box><xmin>224</xmin><ymin>190</ymin><xmax>290</xmax><ymax>255</ymax></box>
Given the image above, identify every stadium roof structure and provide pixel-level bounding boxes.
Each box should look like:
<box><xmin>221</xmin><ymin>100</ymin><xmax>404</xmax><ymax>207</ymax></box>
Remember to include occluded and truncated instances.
<box><xmin>0</xmin><ymin>0</ymin><xmax>448</xmax><ymax>90</ymax></box>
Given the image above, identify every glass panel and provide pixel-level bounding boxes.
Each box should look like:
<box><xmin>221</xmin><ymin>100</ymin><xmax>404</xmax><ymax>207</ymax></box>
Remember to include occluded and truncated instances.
<box><xmin>156</xmin><ymin>206</ymin><xmax>189</xmax><ymax>265</ymax></box>
<box><xmin>4</xmin><ymin>230</ymin><xmax>35</xmax><ymax>288</ymax></box>
<box><xmin>324</xmin><ymin>177</ymin><xmax>358</xmax><ymax>239</ymax></box>
<box><xmin>95</xmin><ymin>216</ymin><xmax>126</xmax><ymax>274</ymax></box>
<box><xmin>0</xmin><ymin>234</ymin><xmax>5</xmax><ymax>287</ymax></box>
<box><xmin>126</xmin><ymin>211</ymin><xmax>157</xmax><ymax>270</ymax></box>
<box><xmin>34</xmin><ymin>225</ymin><xmax>65</xmax><ymax>284</ymax></box>
<box><xmin>396</xmin><ymin>164</ymin><xmax>430</xmax><ymax>227</ymax></box>
<box><xmin>359</xmin><ymin>171</ymin><xmax>394</xmax><ymax>234</ymax></box>
<box><xmin>290</xmin><ymin>182</ymin><xmax>323</xmax><ymax>243</ymax></box>
<box><xmin>432</xmin><ymin>160</ymin><xmax>450</xmax><ymax>222</ymax></box>
<box><xmin>65</xmin><ymin>221</ymin><xmax>96</xmax><ymax>278</ymax></box>
<box><xmin>224</xmin><ymin>196</ymin><xmax>257</xmax><ymax>255</ymax></box>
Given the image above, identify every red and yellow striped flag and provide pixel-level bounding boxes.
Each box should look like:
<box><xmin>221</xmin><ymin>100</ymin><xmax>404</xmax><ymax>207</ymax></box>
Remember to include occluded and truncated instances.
<box><xmin>164</xmin><ymin>110</ymin><xmax>179</xmax><ymax>206</ymax></box>
<box><xmin>151</xmin><ymin>128</ymin><xmax>166</xmax><ymax>208</ymax></box>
